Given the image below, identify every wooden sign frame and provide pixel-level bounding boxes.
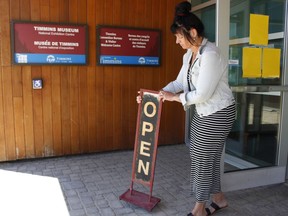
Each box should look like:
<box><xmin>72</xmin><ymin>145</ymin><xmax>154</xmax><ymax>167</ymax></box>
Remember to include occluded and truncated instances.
<box><xmin>119</xmin><ymin>89</ymin><xmax>162</xmax><ymax>211</ymax></box>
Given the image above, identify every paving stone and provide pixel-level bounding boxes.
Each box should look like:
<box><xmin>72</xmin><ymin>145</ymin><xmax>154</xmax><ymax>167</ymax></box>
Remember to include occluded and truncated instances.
<box><xmin>113</xmin><ymin>207</ymin><xmax>135</xmax><ymax>215</ymax></box>
<box><xmin>80</xmin><ymin>196</ymin><xmax>94</xmax><ymax>206</ymax></box>
<box><xmin>99</xmin><ymin>207</ymin><xmax>116</xmax><ymax>216</ymax></box>
<box><xmin>67</xmin><ymin>196</ymin><xmax>82</xmax><ymax>205</ymax></box>
<box><xmin>85</xmin><ymin>206</ymin><xmax>100</xmax><ymax>215</ymax></box>
<box><xmin>65</xmin><ymin>189</ymin><xmax>78</xmax><ymax>197</ymax></box>
<box><xmin>70</xmin><ymin>203</ymin><xmax>84</xmax><ymax>211</ymax></box>
<box><xmin>69</xmin><ymin>209</ymin><xmax>87</xmax><ymax>216</ymax></box>
<box><xmin>110</xmin><ymin>200</ymin><xmax>124</xmax><ymax>208</ymax></box>
<box><xmin>62</xmin><ymin>180</ymin><xmax>85</xmax><ymax>190</ymax></box>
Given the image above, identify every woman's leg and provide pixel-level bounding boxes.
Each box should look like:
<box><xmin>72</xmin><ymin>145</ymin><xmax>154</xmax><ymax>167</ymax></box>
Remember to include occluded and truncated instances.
<box><xmin>189</xmin><ymin>112</ymin><xmax>217</xmax><ymax>216</ymax></box>
<box><xmin>205</xmin><ymin>192</ymin><xmax>228</xmax><ymax>215</ymax></box>
<box><xmin>212</xmin><ymin>192</ymin><xmax>228</xmax><ymax>206</ymax></box>
<box><xmin>189</xmin><ymin>104</ymin><xmax>236</xmax><ymax>215</ymax></box>
<box><xmin>206</xmin><ymin>104</ymin><xmax>236</xmax><ymax>215</ymax></box>
<box><xmin>190</xmin><ymin>202</ymin><xmax>207</xmax><ymax>216</ymax></box>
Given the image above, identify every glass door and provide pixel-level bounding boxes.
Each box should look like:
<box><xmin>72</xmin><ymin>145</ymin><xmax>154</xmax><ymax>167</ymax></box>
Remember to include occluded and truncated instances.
<box><xmin>226</xmin><ymin>0</ymin><xmax>286</xmax><ymax>172</ymax></box>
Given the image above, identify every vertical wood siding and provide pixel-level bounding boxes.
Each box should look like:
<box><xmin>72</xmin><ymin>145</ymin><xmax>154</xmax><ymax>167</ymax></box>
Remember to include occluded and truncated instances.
<box><xmin>0</xmin><ymin>0</ymin><xmax>185</xmax><ymax>161</ymax></box>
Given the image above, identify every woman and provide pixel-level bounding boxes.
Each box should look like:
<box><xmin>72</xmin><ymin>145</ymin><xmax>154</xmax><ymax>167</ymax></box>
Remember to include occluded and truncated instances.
<box><xmin>137</xmin><ymin>1</ymin><xmax>235</xmax><ymax>216</ymax></box>
<box><xmin>160</xmin><ymin>1</ymin><xmax>236</xmax><ymax>216</ymax></box>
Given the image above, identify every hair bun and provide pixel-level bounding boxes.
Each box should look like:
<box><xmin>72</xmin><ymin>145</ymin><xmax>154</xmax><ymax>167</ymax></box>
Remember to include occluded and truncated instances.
<box><xmin>175</xmin><ymin>1</ymin><xmax>191</xmax><ymax>16</ymax></box>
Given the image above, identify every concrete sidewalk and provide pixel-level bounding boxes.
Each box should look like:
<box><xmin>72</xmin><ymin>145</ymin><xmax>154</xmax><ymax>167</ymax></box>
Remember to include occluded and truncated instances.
<box><xmin>0</xmin><ymin>144</ymin><xmax>287</xmax><ymax>216</ymax></box>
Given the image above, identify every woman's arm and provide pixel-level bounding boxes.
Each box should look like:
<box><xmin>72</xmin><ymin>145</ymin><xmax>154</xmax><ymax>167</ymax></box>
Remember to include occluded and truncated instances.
<box><xmin>159</xmin><ymin>91</ymin><xmax>181</xmax><ymax>103</ymax></box>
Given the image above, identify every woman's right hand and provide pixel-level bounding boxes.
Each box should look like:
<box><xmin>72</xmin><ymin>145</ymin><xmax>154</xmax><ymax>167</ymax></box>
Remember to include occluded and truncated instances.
<box><xmin>136</xmin><ymin>91</ymin><xmax>142</xmax><ymax>104</ymax></box>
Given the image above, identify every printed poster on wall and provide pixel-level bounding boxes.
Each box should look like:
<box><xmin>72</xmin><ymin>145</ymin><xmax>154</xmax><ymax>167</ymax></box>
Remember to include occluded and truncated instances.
<box><xmin>11</xmin><ymin>21</ymin><xmax>88</xmax><ymax>65</ymax></box>
<box><xmin>97</xmin><ymin>25</ymin><xmax>161</xmax><ymax>66</ymax></box>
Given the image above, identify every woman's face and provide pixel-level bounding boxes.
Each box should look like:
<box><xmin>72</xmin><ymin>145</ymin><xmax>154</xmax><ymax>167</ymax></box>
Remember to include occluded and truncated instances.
<box><xmin>175</xmin><ymin>33</ymin><xmax>192</xmax><ymax>50</ymax></box>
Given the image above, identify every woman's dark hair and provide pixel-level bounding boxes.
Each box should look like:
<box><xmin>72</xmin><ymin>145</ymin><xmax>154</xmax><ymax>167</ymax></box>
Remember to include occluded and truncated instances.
<box><xmin>170</xmin><ymin>1</ymin><xmax>205</xmax><ymax>45</ymax></box>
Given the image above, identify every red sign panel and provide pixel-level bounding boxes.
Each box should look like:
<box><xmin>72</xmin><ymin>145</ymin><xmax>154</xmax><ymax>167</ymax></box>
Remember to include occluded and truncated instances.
<box><xmin>97</xmin><ymin>26</ymin><xmax>161</xmax><ymax>66</ymax></box>
<box><xmin>11</xmin><ymin>21</ymin><xmax>88</xmax><ymax>65</ymax></box>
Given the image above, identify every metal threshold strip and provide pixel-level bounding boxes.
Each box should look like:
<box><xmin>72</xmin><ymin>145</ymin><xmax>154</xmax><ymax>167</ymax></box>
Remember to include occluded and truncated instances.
<box><xmin>231</xmin><ymin>85</ymin><xmax>288</xmax><ymax>92</ymax></box>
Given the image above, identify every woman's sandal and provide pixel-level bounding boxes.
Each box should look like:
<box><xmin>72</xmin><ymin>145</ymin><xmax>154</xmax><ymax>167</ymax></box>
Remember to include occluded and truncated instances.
<box><xmin>205</xmin><ymin>202</ymin><xmax>228</xmax><ymax>215</ymax></box>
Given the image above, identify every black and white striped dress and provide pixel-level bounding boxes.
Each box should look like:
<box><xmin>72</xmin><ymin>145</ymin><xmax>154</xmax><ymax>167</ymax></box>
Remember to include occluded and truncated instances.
<box><xmin>189</xmin><ymin>103</ymin><xmax>236</xmax><ymax>202</ymax></box>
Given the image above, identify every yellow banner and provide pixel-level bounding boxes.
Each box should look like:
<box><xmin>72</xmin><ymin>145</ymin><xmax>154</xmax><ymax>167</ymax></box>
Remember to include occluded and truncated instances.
<box><xmin>249</xmin><ymin>14</ymin><xmax>269</xmax><ymax>46</ymax></box>
<box><xmin>242</xmin><ymin>47</ymin><xmax>262</xmax><ymax>78</ymax></box>
<box><xmin>262</xmin><ymin>48</ymin><xmax>281</xmax><ymax>78</ymax></box>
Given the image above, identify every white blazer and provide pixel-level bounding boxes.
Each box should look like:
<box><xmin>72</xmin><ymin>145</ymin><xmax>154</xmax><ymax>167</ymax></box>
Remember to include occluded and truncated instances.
<box><xmin>162</xmin><ymin>38</ymin><xmax>234</xmax><ymax>117</ymax></box>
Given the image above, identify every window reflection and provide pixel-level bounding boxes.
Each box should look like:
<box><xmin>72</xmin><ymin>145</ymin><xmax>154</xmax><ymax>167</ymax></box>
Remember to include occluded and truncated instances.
<box><xmin>194</xmin><ymin>6</ymin><xmax>216</xmax><ymax>42</ymax></box>
<box><xmin>230</xmin><ymin>0</ymin><xmax>285</xmax><ymax>37</ymax></box>
<box><xmin>226</xmin><ymin>92</ymin><xmax>280</xmax><ymax>172</ymax></box>
<box><xmin>191</xmin><ymin>0</ymin><xmax>211</xmax><ymax>8</ymax></box>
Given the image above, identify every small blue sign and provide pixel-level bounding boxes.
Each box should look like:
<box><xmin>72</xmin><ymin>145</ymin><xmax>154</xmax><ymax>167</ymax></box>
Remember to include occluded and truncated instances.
<box><xmin>32</xmin><ymin>79</ymin><xmax>43</xmax><ymax>89</ymax></box>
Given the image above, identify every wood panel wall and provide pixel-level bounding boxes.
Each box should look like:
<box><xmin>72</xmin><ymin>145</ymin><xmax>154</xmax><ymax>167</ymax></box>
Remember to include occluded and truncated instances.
<box><xmin>0</xmin><ymin>0</ymin><xmax>186</xmax><ymax>161</ymax></box>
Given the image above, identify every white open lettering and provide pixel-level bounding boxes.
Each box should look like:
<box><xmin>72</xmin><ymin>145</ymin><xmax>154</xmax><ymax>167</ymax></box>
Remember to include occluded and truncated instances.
<box><xmin>143</xmin><ymin>102</ymin><xmax>156</xmax><ymax>117</ymax></box>
<box><xmin>139</xmin><ymin>141</ymin><xmax>151</xmax><ymax>157</ymax></box>
<box><xmin>141</xmin><ymin>121</ymin><xmax>153</xmax><ymax>136</ymax></box>
<box><xmin>137</xmin><ymin>160</ymin><xmax>150</xmax><ymax>176</ymax></box>
<box><xmin>137</xmin><ymin>99</ymin><xmax>158</xmax><ymax>177</ymax></box>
